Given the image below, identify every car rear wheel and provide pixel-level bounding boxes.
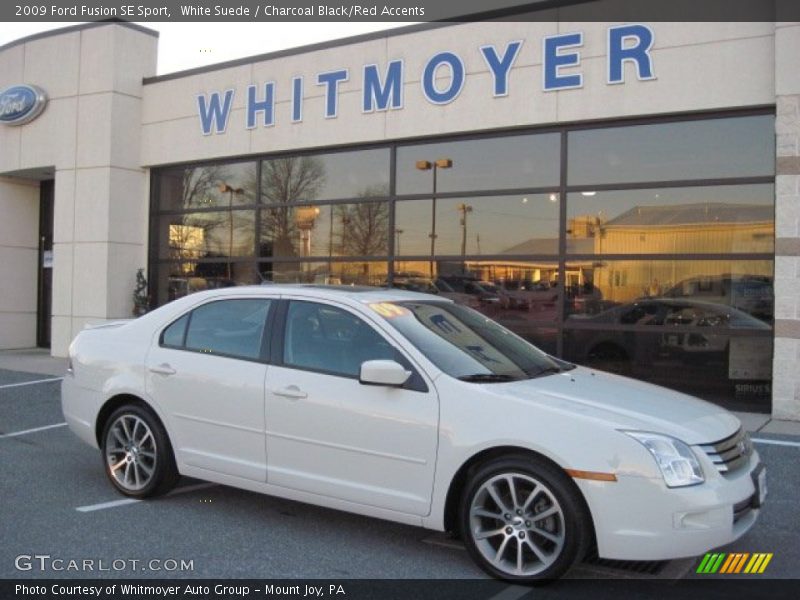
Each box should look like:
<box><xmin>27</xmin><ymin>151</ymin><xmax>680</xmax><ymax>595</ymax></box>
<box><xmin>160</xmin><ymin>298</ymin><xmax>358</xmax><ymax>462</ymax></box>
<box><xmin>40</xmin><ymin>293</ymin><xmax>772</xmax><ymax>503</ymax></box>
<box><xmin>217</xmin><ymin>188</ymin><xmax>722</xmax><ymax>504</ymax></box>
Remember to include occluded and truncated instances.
<box><xmin>460</xmin><ymin>455</ymin><xmax>591</xmax><ymax>582</ymax></box>
<box><xmin>101</xmin><ymin>404</ymin><xmax>179</xmax><ymax>498</ymax></box>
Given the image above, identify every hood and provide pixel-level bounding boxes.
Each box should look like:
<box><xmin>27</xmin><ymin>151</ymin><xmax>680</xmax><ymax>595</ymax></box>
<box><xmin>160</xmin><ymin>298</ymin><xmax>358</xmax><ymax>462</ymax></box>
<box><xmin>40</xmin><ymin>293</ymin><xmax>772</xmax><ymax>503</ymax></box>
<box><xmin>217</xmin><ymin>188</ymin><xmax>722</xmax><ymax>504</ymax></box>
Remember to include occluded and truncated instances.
<box><xmin>491</xmin><ymin>366</ymin><xmax>739</xmax><ymax>445</ymax></box>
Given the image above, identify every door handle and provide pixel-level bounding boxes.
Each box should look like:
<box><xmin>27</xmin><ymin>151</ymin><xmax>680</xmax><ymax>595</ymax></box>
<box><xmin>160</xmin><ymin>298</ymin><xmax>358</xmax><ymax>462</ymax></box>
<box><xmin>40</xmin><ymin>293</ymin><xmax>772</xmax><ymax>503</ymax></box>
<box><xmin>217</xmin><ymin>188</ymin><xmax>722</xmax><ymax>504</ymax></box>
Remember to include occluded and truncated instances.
<box><xmin>272</xmin><ymin>385</ymin><xmax>308</xmax><ymax>400</ymax></box>
<box><xmin>149</xmin><ymin>363</ymin><xmax>176</xmax><ymax>376</ymax></box>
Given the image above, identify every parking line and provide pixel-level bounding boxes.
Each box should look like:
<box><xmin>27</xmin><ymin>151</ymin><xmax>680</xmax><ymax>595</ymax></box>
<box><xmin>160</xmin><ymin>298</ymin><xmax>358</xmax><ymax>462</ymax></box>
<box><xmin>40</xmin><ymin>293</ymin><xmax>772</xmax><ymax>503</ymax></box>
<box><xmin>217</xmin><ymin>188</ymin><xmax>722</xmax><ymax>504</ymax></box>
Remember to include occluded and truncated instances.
<box><xmin>75</xmin><ymin>482</ymin><xmax>217</xmax><ymax>513</ymax></box>
<box><xmin>0</xmin><ymin>377</ymin><xmax>63</xmax><ymax>390</ymax></box>
<box><xmin>752</xmin><ymin>438</ymin><xmax>800</xmax><ymax>448</ymax></box>
<box><xmin>0</xmin><ymin>422</ymin><xmax>67</xmax><ymax>439</ymax></box>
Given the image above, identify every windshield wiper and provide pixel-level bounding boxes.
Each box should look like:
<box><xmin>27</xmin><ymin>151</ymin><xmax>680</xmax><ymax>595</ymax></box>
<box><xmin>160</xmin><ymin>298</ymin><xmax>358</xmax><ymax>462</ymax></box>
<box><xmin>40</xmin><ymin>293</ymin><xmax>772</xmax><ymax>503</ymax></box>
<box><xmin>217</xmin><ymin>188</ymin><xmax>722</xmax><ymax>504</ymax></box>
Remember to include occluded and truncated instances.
<box><xmin>457</xmin><ymin>373</ymin><xmax>516</xmax><ymax>383</ymax></box>
<box><xmin>529</xmin><ymin>366</ymin><xmax>563</xmax><ymax>378</ymax></box>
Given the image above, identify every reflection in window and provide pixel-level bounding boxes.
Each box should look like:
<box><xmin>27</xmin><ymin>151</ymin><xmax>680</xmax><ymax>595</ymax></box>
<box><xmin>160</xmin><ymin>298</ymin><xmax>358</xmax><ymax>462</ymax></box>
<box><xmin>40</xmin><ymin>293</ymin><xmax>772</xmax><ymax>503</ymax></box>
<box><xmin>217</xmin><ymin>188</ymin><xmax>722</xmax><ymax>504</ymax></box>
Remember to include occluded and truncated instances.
<box><xmin>283</xmin><ymin>301</ymin><xmax>395</xmax><ymax>377</ymax></box>
<box><xmin>562</xmin><ymin>260</ymin><xmax>774</xmax><ymax>323</ymax></box>
<box><xmin>157</xmin><ymin>162</ymin><xmax>257</xmax><ymax>211</ymax></box>
<box><xmin>259</xmin><ymin>202</ymin><xmax>389</xmax><ymax>259</ymax></box>
<box><xmin>566</xmin><ymin>185</ymin><xmax>774</xmax><ymax>254</ymax></box>
<box><xmin>258</xmin><ymin>261</ymin><xmax>387</xmax><ymax>287</ymax></box>
<box><xmin>261</xmin><ymin>149</ymin><xmax>390</xmax><ymax>203</ymax></box>
<box><xmin>158</xmin><ymin>211</ymin><xmax>255</xmax><ymax>260</ymax></box>
<box><xmin>395</xmin><ymin>194</ymin><xmax>559</xmax><ymax>257</ymax></box>
<box><xmin>397</xmin><ymin>133</ymin><xmax>560</xmax><ymax>195</ymax></box>
<box><xmin>156</xmin><ymin>262</ymin><xmax>258</xmax><ymax>305</ymax></box>
<box><xmin>562</xmin><ymin>328</ymin><xmax>773</xmax><ymax>410</ymax></box>
<box><xmin>184</xmin><ymin>299</ymin><xmax>270</xmax><ymax>360</ymax></box>
<box><xmin>568</xmin><ymin>115</ymin><xmax>774</xmax><ymax>185</ymax></box>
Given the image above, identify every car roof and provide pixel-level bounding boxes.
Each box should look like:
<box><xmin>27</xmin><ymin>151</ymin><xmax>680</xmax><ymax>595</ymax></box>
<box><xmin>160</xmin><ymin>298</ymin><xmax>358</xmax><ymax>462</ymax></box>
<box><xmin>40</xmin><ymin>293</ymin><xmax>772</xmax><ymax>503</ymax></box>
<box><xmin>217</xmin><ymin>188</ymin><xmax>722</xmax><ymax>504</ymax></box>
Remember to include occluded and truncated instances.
<box><xmin>181</xmin><ymin>284</ymin><xmax>452</xmax><ymax>305</ymax></box>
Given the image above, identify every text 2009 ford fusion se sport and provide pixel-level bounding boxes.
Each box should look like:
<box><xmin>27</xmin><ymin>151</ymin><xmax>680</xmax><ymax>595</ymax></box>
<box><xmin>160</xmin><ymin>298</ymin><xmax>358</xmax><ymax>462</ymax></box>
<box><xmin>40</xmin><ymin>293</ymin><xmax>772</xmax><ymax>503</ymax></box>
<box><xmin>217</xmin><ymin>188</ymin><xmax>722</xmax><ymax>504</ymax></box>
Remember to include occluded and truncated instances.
<box><xmin>62</xmin><ymin>285</ymin><xmax>766</xmax><ymax>582</ymax></box>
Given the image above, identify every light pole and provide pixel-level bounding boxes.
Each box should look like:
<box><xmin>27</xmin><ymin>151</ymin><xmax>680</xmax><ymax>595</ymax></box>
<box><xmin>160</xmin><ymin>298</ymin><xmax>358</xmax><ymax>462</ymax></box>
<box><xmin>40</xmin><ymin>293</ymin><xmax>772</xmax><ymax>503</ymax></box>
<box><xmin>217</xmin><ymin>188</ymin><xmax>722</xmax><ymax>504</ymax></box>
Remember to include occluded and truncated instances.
<box><xmin>415</xmin><ymin>158</ymin><xmax>452</xmax><ymax>275</ymax></box>
<box><xmin>218</xmin><ymin>183</ymin><xmax>244</xmax><ymax>279</ymax></box>
<box><xmin>394</xmin><ymin>228</ymin><xmax>404</xmax><ymax>256</ymax></box>
<box><xmin>457</xmin><ymin>203</ymin><xmax>473</xmax><ymax>271</ymax></box>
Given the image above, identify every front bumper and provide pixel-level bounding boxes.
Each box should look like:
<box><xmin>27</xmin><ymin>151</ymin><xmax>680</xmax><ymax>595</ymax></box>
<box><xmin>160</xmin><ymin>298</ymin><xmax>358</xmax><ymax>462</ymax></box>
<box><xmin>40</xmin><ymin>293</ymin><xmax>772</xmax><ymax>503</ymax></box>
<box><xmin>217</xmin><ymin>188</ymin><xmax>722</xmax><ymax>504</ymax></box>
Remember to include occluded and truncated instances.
<box><xmin>578</xmin><ymin>449</ymin><xmax>762</xmax><ymax>561</ymax></box>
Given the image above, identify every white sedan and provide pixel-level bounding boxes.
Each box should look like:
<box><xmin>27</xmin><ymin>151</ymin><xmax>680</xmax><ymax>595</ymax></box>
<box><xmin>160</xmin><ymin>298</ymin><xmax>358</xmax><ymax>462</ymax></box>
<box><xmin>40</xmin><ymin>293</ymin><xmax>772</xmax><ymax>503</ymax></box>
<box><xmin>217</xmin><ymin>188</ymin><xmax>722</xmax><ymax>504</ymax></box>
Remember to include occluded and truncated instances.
<box><xmin>62</xmin><ymin>285</ymin><xmax>765</xmax><ymax>582</ymax></box>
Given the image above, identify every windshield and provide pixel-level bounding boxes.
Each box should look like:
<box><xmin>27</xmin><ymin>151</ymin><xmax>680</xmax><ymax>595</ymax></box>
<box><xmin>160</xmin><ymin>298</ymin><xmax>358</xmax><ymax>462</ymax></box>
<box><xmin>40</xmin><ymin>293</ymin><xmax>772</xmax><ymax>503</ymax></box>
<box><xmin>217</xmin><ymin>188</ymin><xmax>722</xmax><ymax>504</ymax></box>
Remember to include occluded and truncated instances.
<box><xmin>369</xmin><ymin>301</ymin><xmax>565</xmax><ymax>381</ymax></box>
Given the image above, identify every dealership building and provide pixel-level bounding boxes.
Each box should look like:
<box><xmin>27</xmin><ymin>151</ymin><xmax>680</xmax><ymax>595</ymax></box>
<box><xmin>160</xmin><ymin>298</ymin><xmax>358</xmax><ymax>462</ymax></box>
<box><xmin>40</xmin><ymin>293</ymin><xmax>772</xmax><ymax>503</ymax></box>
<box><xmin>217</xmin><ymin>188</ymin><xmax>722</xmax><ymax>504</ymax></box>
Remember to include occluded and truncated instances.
<box><xmin>1</xmin><ymin>19</ymin><xmax>799</xmax><ymax>419</ymax></box>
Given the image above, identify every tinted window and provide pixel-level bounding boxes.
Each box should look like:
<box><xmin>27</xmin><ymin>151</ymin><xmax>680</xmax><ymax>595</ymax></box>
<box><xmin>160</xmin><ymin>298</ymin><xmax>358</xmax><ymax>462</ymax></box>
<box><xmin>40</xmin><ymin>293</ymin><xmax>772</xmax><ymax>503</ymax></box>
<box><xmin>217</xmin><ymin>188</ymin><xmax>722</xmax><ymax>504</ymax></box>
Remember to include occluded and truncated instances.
<box><xmin>568</xmin><ymin>115</ymin><xmax>775</xmax><ymax>185</ymax></box>
<box><xmin>566</xmin><ymin>184</ymin><xmax>774</xmax><ymax>255</ymax></box>
<box><xmin>395</xmin><ymin>194</ymin><xmax>559</xmax><ymax>256</ymax></box>
<box><xmin>283</xmin><ymin>301</ymin><xmax>395</xmax><ymax>377</ymax></box>
<box><xmin>161</xmin><ymin>314</ymin><xmax>189</xmax><ymax>347</ymax></box>
<box><xmin>184</xmin><ymin>299</ymin><xmax>271</xmax><ymax>360</ymax></box>
<box><xmin>261</xmin><ymin>149</ymin><xmax>389</xmax><ymax>203</ymax></box>
<box><xmin>396</xmin><ymin>133</ymin><xmax>560</xmax><ymax>195</ymax></box>
<box><xmin>371</xmin><ymin>301</ymin><xmax>561</xmax><ymax>380</ymax></box>
<box><xmin>157</xmin><ymin>162</ymin><xmax>257</xmax><ymax>211</ymax></box>
<box><xmin>259</xmin><ymin>202</ymin><xmax>389</xmax><ymax>259</ymax></box>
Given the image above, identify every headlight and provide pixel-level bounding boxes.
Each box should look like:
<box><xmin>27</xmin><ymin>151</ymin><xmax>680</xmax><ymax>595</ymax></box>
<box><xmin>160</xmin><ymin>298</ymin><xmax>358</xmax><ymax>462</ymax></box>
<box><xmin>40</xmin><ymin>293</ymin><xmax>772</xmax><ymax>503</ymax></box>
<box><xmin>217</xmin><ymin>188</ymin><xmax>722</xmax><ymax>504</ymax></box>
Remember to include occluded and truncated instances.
<box><xmin>623</xmin><ymin>431</ymin><xmax>704</xmax><ymax>488</ymax></box>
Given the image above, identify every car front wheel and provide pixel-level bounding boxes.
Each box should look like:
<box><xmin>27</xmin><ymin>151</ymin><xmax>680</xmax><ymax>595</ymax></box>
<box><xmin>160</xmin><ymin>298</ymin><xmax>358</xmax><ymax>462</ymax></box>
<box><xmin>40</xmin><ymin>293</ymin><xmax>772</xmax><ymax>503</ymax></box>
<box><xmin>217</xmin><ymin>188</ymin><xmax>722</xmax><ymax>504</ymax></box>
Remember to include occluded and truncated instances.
<box><xmin>460</xmin><ymin>455</ymin><xmax>591</xmax><ymax>582</ymax></box>
<box><xmin>101</xmin><ymin>404</ymin><xmax>179</xmax><ymax>498</ymax></box>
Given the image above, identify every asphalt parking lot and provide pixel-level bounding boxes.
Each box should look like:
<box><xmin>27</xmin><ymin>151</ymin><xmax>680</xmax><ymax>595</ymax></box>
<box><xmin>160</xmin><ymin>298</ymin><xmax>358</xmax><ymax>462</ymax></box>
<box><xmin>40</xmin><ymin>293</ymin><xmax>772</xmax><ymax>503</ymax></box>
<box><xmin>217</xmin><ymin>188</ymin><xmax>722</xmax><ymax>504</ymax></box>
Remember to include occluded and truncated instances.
<box><xmin>1</xmin><ymin>366</ymin><xmax>798</xmax><ymax>587</ymax></box>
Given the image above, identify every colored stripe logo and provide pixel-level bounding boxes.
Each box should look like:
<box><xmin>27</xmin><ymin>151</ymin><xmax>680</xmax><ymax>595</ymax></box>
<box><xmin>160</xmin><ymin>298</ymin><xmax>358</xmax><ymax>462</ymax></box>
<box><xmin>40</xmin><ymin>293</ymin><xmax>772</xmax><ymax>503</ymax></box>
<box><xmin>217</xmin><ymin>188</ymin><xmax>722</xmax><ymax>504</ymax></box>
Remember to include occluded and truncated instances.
<box><xmin>696</xmin><ymin>552</ymin><xmax>773</xmax><ymax>574</ymax></box>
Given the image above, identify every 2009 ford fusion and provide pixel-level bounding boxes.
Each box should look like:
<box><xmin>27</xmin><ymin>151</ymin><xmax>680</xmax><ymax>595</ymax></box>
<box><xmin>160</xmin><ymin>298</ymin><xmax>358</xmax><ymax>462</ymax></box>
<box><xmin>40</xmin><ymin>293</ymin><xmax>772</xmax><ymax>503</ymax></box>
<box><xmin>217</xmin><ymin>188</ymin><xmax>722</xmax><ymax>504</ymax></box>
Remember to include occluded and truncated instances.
<box><xmin>62</xmin><ymin>285</ymin><xmax>765</xmax><ymax>582</ymax></box>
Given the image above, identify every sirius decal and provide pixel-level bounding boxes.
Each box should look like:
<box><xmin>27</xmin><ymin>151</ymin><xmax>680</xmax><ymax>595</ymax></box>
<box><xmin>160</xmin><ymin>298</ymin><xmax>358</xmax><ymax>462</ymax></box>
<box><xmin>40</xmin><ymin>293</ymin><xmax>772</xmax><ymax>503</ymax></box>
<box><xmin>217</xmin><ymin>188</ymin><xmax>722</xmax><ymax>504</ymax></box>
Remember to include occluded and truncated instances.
<box><xmin>0</xmin><ymin>84</ymin><xmax>48</xmax><ymax>126</ymax></box>
<box><xmin>196</xmin><ymin>25</ymin><xmax>656</xmax><ymax>135</ymax></box>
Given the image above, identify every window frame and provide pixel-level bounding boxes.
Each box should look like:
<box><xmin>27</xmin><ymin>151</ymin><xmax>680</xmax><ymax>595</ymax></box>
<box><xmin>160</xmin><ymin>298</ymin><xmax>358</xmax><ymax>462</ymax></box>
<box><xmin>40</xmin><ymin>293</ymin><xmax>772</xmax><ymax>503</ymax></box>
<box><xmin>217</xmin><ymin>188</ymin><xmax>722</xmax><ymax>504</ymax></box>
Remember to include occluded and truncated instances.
<box><xmin>158</xmin><ymin>297</ymin><xmax>276</xmax><ymax>364</ymax></box>
<box><xmin>271</xmin><ymin>298</ymin><xmax>428</xmax><ymax>392</ymax></box>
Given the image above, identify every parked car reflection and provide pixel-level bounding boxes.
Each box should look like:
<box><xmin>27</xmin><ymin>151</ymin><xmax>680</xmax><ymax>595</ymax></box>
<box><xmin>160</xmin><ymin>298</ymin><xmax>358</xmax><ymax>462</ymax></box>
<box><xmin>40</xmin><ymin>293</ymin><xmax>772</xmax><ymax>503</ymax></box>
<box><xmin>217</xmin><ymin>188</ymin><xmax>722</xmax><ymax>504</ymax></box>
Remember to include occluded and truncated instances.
<box><xmin>565</xmin><ymin>298</ymin><xmax>770</xmax><ymax>372</ymax></box>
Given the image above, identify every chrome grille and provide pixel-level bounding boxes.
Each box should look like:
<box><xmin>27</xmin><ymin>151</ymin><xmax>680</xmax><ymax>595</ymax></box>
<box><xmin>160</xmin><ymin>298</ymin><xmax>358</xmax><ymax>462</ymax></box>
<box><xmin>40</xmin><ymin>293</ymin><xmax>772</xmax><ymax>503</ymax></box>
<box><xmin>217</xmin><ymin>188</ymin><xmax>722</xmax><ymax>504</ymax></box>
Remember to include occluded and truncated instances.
<box><xmin>698</xmin><ymin>428</ymin><xmax>752</xmax><ymax>474</ymax></box>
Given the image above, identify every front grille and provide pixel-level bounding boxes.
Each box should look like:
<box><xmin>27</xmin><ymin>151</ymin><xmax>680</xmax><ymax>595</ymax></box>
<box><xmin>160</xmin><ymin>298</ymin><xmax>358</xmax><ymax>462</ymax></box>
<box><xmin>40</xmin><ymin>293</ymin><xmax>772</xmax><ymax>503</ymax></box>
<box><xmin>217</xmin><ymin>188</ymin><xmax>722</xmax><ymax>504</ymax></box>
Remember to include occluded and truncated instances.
<box><xmin>733</xmin><ymin>494</ymin><xmax>755</xmax><ymax>524</ymax></box>
<box><xmin>698</xmin><ymin>428</ymin><xmax>752</xmax><ymax>474</ymax></box>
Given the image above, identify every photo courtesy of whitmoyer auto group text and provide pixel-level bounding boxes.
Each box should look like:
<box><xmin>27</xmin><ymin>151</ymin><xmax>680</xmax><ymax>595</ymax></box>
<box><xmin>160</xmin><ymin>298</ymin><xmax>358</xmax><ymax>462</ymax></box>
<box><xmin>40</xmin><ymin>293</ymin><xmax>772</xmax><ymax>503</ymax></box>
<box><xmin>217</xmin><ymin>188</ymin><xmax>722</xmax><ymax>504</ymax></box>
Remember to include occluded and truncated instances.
<box><xmin>1</xmin><ymin>0</ymin><xmax>799</xmax><ymax>598</ymax></box>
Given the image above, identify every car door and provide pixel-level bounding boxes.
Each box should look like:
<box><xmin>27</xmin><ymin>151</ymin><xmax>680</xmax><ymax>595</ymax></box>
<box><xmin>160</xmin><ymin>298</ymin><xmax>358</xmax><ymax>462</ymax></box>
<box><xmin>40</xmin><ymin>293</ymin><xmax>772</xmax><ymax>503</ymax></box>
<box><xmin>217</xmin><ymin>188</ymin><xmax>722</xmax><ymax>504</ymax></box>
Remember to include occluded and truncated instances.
<box><xmin>265</xmin><ymin>298</ymin><xmax>439</xmax><ymax>516</ymax></box>
<box><xmin>146</xmin><ymin>297</ymin><xmax>273</xmax><ymax>482</ymax></box>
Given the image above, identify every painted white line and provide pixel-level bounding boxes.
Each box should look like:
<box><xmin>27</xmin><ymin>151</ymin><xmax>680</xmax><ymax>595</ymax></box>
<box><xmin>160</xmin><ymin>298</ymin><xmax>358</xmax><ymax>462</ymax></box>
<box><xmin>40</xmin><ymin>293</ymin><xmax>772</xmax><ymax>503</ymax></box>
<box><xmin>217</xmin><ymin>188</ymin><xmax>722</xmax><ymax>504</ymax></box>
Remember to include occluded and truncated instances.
<box><xmin>752</xmin><ymin>437</ymin><xmax>800</xmax><ymax>448</ymax></box>
<box><xmin>0</xmin><ymin>377</ymin><xmax>63</xmax><ymax>390</ymax></box>
<box><xmin>0</xmin><ymin>422</ymin><xmax>67</xmax><ymax>439</ymax></box>
<box><xmin>75</xmin><ymin>482</ymin><xmax>217</xmax><ymax>513</ymax></box>
<box><xmin>76</xmin><ymin>497</ymin><xmax>140</xmax><ymax>512</ymax></box>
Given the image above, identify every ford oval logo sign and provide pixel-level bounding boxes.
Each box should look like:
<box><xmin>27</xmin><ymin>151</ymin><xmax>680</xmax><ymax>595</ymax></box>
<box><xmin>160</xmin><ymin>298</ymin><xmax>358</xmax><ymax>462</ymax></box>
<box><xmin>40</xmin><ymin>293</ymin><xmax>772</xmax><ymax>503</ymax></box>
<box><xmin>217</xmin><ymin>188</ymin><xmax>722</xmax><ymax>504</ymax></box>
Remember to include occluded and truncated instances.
<box><xmin>0</xmin><ymin>85</ymin><xmax>48</xmax><ymax>126</ymax></box>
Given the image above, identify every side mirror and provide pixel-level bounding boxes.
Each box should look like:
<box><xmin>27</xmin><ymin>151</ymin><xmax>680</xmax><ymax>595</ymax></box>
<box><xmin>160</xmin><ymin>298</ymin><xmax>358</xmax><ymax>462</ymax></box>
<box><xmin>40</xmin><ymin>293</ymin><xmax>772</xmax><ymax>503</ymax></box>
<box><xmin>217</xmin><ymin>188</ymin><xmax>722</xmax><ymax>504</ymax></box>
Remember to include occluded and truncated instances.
<box><xmin>359</xmin><ymin>360</ymin><xmax>411</xmax><ymax>387</ymax></box>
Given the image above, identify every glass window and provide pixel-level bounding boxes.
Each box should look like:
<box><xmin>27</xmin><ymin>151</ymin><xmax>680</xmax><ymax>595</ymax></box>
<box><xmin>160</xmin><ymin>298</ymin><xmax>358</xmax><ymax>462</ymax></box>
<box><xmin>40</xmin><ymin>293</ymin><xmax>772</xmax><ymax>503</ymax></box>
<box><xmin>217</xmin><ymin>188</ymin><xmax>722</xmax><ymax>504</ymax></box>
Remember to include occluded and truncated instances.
<box><xmin>395</xmin><ymin>194</ymin><xmax>559</xmax><ymax>257</ymax></box>
<box><xmin>396</xmin><ymin>133</ymin><xmax>560</xmax><ymax>195</ymax></box>
<box><xmin>562</xmin><ymin>328</ymin><xmax>772</xmax><ymax>411</ymax></box>
<box><xmin>562</xmin><ymin>260</ymin><xmax>774</xmax><ymax>323</ymax></box>
<box><xmin>258</xmin><ymin>260</ymin><xmax>387</xmax><ymax>287</ymax></box>
<box><xmin>259</xmin><ymin>202</ymin><xmax>389</xmax><ymax>259</ymax></box>
<box><xmin>370</xmin><ymin>301</ymin><xmax>563</xmax><ymax>380</ymax></box>
<box><xmin>155</xmin><ymin>262</ymin><xmax>258</xmax><ymax>305</ymax></box>
<box><xmin>157</xmin><ymin>211</ymin><xmax>255</xmax><ymax>260</ymax></box>
<box><xmin>184</xmin><ymin>299</ymin><xmax>271</xmax><ymax>360</ymax></box>
<box><xmin>566</xmin><ymin>184</ymin><xmax>774</xmax><ymax>254</ymax></box>
<box><xmin>161</xmin><ymin>314</ymin><xmax>189</xmax><ymax>347</ymax></box>
<box><xmin>283</xmin><ymin>301</ymin><xmax>395</xmax><ymax>377</ymax></box>
<box><xmin>261</xmin><ymin>149</ymin><xmax>390</xmax><ymax>203</ymax></box>
<box><xmin>157</xmin><ymin>162</ymin><xmax>257</xmax><ymax>211</ymax></box>
<box><xmin>568</xmin><ymin>115</ymin><xmax>775</xmax><ymax>185</ymax></box>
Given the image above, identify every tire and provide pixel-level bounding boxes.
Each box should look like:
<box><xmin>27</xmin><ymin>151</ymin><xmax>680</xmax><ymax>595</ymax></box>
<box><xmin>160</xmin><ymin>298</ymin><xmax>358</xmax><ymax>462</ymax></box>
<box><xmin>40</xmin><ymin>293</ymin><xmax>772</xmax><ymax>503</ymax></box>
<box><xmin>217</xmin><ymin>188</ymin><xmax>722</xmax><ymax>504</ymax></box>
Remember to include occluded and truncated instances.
<box><xmin>459</xmin><ymin>454</ymin><xmax>592</xmax><ymax>583</ymax></box>
<box><xmin>101</xmin><ymin>403</ymin><xmax>179</xmax><ymax>498</ymax></box>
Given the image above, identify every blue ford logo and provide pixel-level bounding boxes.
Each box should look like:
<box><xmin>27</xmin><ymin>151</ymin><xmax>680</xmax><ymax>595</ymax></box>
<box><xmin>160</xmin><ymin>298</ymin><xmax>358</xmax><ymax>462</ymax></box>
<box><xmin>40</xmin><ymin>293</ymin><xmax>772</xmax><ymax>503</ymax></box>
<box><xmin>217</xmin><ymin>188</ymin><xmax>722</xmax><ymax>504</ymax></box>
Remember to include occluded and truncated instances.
<box><xmin>0</xmin><ymin>85</ymin><xmax>48</xmax><ymax>126</ymax></box>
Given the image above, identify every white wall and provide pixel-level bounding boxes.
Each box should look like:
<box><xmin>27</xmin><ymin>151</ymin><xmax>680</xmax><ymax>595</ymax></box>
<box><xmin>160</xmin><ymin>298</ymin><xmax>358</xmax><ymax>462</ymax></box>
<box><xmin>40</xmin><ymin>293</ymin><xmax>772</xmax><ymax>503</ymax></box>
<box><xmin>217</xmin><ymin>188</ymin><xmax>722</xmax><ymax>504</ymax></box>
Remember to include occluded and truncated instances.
<box><xmin>0</xmin><ymin>23</ymin><xmax>158</xmax><ymax>356</ymax></box>
<box><xmin>141</xmin><ymin>22</ymin><xmax>776</xmax><ymax>165</ymax></box>
<box><xmin>0</xmin><ymin>178</ymin><xmax>39</xmax><ymax>349</ymax></box>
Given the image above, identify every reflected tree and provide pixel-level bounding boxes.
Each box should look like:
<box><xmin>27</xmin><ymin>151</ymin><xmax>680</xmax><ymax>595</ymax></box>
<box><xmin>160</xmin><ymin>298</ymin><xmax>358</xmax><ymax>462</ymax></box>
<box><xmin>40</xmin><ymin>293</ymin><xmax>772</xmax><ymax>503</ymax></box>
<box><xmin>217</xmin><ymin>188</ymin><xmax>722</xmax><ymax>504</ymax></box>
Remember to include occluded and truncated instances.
<box><xmin>336</xmin><ymin>185</ymin><xmax>390</xmax><ymax>273</ymax></box>
<box><xmin>260</xmin><ymin>156</ymin><xmax>327</xmax><ymax>257</ymax></box>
